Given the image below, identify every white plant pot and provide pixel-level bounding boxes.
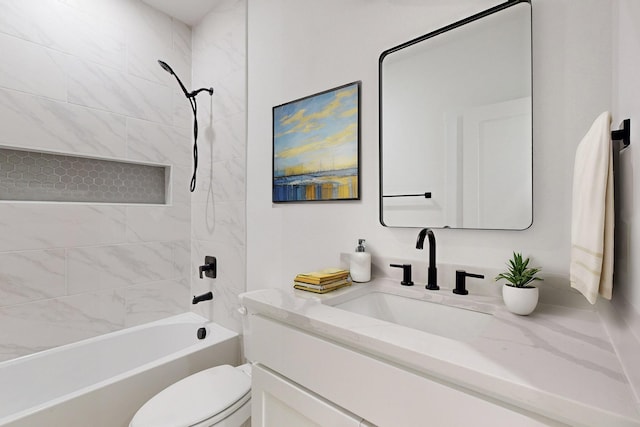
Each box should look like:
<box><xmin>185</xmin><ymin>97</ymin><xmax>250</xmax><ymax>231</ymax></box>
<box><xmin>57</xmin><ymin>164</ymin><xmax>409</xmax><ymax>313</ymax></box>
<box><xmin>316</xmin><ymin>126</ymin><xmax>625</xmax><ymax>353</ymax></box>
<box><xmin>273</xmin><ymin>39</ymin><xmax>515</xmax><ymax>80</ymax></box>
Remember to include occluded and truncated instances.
<box><xmin>502</xmin><ymin>284</ymin><xmax>539</xmax><ymax>315</ymax></box>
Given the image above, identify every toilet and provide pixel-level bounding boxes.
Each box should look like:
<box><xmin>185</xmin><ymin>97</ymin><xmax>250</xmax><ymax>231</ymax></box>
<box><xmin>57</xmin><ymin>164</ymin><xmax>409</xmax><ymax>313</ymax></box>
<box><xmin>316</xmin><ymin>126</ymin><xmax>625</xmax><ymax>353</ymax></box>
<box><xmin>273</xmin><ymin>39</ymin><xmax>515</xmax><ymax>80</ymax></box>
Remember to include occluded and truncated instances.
<box><xmin>130</xmin><ymin>363</ymin><xmax>252</xmax><ymax>427</ymax></box>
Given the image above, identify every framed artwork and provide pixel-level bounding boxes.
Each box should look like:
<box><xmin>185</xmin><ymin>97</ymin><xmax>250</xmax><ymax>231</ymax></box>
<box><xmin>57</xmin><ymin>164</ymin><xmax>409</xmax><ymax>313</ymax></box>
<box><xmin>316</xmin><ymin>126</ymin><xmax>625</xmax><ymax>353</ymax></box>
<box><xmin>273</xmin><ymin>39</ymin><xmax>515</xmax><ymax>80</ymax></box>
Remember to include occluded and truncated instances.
<box><xmin>272</xmin><ymin>81</ymin><xmax>361</xmax><ymax>202</ymax></box>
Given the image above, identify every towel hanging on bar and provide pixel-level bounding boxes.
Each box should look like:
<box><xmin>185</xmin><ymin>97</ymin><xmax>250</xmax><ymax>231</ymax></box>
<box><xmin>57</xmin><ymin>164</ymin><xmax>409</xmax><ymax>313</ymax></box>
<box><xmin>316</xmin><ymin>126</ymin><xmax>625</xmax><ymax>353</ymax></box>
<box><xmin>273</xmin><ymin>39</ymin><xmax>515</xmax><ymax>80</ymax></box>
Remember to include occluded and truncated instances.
<box><xmin>570</xmin><ymin>112</ymin><xmax>615</xmax><ymax>304</ymax></box>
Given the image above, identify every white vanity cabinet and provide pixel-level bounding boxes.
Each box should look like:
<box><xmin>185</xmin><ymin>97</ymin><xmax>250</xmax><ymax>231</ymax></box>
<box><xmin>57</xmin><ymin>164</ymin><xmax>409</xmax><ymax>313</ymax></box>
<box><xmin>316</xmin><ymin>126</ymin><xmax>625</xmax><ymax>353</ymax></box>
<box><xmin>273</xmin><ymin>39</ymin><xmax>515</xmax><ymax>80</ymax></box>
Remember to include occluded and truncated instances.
<box><xmin>252</xmin><ymin>365</ymin><xmax>369</xmax><ymax>427</ymax></box>
<box><xmin>245</xmin><ymin>313</ymin><xmax>563</xmax><ymax>427</ymax></box>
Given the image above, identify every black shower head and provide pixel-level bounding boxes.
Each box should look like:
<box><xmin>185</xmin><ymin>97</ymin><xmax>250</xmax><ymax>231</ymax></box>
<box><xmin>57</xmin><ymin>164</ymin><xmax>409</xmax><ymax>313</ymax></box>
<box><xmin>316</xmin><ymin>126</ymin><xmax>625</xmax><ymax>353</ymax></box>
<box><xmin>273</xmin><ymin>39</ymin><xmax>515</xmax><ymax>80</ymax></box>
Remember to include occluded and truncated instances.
<box><xmin>158</xmin><ymin>59</ymin><xmax>190</xmax><ymax>98</ymax></box>
<box><xmin>157</xmin><ymin>59</ymin><xmax>213</xmax><ymax>99</ymax></box>
<box><xmin>157</xmin><ymin>60</ymin><xmax>175</xmax><ymax>75</ymax></box>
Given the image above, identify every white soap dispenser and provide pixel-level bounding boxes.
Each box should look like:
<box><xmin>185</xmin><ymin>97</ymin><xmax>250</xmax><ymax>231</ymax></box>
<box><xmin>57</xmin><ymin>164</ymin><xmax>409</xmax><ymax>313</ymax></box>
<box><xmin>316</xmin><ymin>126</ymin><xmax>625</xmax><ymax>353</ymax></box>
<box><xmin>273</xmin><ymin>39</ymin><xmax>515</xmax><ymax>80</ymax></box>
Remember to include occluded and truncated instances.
<box><xmin>350</xmin><ymin>239</ymin><xmax>371</xmax><ymax>283</ymax></box>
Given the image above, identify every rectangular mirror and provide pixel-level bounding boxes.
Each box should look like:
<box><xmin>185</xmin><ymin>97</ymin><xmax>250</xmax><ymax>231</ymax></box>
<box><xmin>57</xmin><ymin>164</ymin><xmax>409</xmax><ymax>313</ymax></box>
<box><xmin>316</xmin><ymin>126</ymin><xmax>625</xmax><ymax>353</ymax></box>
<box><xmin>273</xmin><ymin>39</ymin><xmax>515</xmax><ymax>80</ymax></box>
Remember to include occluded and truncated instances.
<box><xmin>379</xmin><ymin>0</ymin><xmax>532</xmax><ymax>229</ymax></box>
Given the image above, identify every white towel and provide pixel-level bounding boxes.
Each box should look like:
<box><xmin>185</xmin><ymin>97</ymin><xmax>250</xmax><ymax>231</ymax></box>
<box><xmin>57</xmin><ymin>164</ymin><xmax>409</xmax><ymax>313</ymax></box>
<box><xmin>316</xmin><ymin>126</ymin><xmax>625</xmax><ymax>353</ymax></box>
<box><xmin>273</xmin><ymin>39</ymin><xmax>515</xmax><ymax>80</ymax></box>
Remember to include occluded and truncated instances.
<box><xmin>570</xmin><ymin>112</ymin><xmax>614</xmax><ymax>304</ymax></box>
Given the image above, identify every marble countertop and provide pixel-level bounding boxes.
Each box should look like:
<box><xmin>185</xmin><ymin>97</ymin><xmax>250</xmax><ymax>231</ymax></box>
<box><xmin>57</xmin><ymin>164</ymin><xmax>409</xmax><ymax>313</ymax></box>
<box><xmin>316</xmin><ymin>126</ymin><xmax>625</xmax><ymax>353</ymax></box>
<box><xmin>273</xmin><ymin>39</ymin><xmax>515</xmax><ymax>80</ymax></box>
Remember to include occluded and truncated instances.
<box><xmin>240</xmin><ymin>279</ymin><xmax>640</xmax><ymax>427</ymax></box>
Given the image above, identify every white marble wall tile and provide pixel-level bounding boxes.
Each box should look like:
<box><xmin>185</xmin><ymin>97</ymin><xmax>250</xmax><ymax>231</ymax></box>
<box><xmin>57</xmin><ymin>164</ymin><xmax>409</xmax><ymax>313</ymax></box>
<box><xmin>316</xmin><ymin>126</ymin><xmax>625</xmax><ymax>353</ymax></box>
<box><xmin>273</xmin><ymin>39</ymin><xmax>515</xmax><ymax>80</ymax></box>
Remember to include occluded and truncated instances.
<box><xmin>126</xmin><ymin>118</ymin><xmax>190</xmax><ymax>166</ymax></box>
<box><xmin>172</xmin><ymin>19</ymin><xmax>192</xmax><ymax>57</ymax></box>
<box><xmin>171</xmin><ymin>239</ymin><xmax>191</xmax><ymax>280</ymax></box>
<box><xmin>127</xmin><ymin>42</ymin><xmax>171</xmax><ymax>87</ymax></box>
<box><xmin>125</xmin><ymin>0</ymin><xmax>173</xmax><ymax>54</ymax></box>
<box><xmin>209</xmin><ymin>71</ymin><xmax>246</xmax><ymax>120</ymax></box>
<box><xmin>203</xmin><ymin>112</ymin><xmax>247</xmax><ymax>164</ymax></box>
<box><xmin>55</xmin><ymin>0</ymin><xmax>133</xmax><ymax>27</ymax></box>
<box><xmin>0</xmin><ymin>88</ymin><xmax>127</xmax><ymax>157</ymax></box>
<box><xmin>170</xmin><ymin>165</ymin><xmax>194</xmax><ymax>204</ymax></box>
<box><xmin>192</xmin><ymin>3</ymin><xmax>245</xmax><ymax>81</ymax></box>
<box><xmin>0</xmin><ymin>289</ymin><xmax>126</xmax><ymax>362</ymax></box>
<box><xmin>0</xmin><ymin>249</ymin><xmax>66</xmax><ymax>307</ymax></box>
<box><xmin>0</xmin><ymin>33</ymin><xmax>68</xmax><ymax>101</ymax></box>
<box><xmin>192</xmin><ymin>201</ymin><xmax>245</xmax><ymax>245</ymax></box>
<box><xmin>51</xmin><ymin>1</ymin><xmax>127</xmax><ymax>70</ymax></box>
<box><xmin>67</xmin><ymin>58</ymin><xmax>172</xmax><ymax>124</ymax></box>
<box><xmin>67</xmin><ymin>242</ymin><xmax>178</xmax><ymax>295</ymax></box>
<box><xmin>0</xmin><ymin>204</ymin><xmax>127</xmax><ymax>252</ymax></box>
<box><xmin>131</xmin><ymin>9</ymin><xmax>191</xmax><ymax>88</ymax></box>
<box><xmin>192</xmin><ymin>157</ymin><xmax>246</xmax><ymax>203</ymax></box>
<box><xmin>173</xmin><ymin>89</ymin><xmax>198</xmax><ymax>129</ymax></box>
<box><xmin>0</xmin><ymin>0</ymin><xmax>39</xmax><ymax>42</ymax></box>
<box><xmin>0</xmin><ymin>0</ymin><xmax>126</xmax><ymax>71</ymax></box>
<box><xmin>122</xmin><ymin>0</ymin><xmax>187</xmax><ymax>87</ymax></box>
<box><xmin>125</xmin><ymin>204</ymin><xmax>190</xmax><ymax>243</ymax></box>
<box><xmin>127</xmin><ymin>33</ymin><xmax>192</xmax><ymax>89</ymax></box>
<box><xmin>124</xmin><ymin>278</ymin><xmax>189</xmax><ymax>327</ymax></box>
<box><xmin>210</xmin><ymin>285</ymin><xmax>243</xmax><ymax>333</ymax></box>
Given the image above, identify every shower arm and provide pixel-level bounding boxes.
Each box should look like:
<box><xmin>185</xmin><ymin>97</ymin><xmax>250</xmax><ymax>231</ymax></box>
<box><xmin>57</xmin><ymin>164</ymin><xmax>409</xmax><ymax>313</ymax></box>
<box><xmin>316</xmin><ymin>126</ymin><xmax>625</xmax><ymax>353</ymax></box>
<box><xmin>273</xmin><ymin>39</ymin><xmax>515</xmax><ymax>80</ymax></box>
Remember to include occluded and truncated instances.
<box><xmin>189</xmin><ymin>87</ymin><xmax>214</xmax><ymax>98</ymax></box>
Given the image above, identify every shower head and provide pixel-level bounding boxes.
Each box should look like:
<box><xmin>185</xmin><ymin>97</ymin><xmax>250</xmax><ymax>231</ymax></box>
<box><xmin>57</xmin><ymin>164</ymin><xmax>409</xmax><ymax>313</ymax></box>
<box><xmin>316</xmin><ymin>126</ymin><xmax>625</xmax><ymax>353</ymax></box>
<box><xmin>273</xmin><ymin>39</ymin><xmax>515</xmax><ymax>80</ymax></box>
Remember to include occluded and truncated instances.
<box><xmin>157</xmin><ymin>60</ymin><xmax>175</xmax><ymax>75</ymax></box>
<box><xmin>158</xmin><ymin>59</ymin><xmax>190</xmax><ymax>98</ymax></box>
<box><xmin>157</xmin><ymin>59</ymin><xmax>213</xmax><ymax>99</ymax></box>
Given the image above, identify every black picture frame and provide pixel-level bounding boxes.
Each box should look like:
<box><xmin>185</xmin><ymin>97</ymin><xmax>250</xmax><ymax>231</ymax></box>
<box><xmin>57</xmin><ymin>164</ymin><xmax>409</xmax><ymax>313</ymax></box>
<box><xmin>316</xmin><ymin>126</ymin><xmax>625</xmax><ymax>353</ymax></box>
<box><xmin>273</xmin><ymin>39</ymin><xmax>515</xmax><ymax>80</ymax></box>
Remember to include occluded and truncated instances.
<box><xmin>272</xmin><ymin>81</ymin><xmax>361</xmax><ymax>203</ymax></box>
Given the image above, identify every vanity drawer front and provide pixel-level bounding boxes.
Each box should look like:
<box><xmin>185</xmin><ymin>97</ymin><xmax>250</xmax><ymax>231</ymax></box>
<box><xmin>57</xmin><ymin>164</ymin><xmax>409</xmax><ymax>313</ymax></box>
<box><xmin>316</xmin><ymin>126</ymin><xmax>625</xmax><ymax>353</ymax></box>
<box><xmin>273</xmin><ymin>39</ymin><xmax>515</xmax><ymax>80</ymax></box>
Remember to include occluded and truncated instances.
<box><xmin>252</xmin><ymin>364</ymin><xmax>364</xmax><ymax>427</ymax></box>
<box><xmin>249</xmin><ymin>314</ymin><xmax>564</xmax><ymax>427</ymax></box>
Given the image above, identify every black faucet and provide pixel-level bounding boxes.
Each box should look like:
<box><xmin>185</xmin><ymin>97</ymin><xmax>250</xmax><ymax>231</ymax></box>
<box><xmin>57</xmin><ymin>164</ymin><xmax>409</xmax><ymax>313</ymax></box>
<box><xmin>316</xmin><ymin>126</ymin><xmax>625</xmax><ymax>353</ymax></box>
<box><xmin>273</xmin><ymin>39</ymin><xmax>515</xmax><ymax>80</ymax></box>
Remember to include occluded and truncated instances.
<box><xmin>416</xmin><ymin>228</ymin><xmax>439</xmax><ymax>290</ymax></box>
<box><xmin>192</xmin><ymin>291</ymin><xmax>213</xmax><ymax>304</ymax></box>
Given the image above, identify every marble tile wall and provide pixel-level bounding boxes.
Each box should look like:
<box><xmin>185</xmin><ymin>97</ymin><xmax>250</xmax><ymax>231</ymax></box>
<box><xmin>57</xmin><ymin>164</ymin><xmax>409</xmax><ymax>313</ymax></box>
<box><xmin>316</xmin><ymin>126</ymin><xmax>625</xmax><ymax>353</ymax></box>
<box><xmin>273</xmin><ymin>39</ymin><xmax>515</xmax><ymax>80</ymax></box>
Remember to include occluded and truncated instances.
<box><xmin>190</xmin><ymin>0</ymin><xmax>247</xmax><ymax>334</ymax></box>
<box><xmin>0</xmin><ymin>0</ymin><xmax>193</xmax><ymax>362</ymax></box>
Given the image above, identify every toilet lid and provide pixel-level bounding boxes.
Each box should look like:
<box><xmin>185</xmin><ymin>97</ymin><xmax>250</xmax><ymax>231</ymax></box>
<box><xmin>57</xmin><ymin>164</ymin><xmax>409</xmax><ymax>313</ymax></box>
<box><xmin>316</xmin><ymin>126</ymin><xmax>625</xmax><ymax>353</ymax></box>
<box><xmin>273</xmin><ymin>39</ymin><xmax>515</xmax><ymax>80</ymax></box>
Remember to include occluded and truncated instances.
<box><xmin>130</xmin><ymin>365</ymin><xmax>251</xmax><ymax>427</ymax></box>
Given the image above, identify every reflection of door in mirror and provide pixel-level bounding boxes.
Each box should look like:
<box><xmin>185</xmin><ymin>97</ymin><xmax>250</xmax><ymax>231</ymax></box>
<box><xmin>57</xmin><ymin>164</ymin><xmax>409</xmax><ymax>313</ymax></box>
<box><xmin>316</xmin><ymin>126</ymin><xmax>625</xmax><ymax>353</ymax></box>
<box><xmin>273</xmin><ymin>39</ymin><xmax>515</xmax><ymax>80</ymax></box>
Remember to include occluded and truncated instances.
<box><xmin>459</xmin><ymin>98</ymin><xmax>532</xmax><ymax>229</ymax></box>
<box><xmin>380</xmin><ymin>0</ymin><xmax>532</xmax><ymax>229</ymax></box>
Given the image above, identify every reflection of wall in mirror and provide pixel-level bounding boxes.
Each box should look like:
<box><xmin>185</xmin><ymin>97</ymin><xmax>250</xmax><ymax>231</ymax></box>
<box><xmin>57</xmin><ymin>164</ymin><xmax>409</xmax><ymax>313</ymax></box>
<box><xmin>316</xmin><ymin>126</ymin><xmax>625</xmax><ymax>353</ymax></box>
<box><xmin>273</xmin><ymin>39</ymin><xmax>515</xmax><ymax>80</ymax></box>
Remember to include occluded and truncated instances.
<box><xmin>381</xmin><ymin>2</ymin><xmax>531</xmax><ymax>229</ymax></box>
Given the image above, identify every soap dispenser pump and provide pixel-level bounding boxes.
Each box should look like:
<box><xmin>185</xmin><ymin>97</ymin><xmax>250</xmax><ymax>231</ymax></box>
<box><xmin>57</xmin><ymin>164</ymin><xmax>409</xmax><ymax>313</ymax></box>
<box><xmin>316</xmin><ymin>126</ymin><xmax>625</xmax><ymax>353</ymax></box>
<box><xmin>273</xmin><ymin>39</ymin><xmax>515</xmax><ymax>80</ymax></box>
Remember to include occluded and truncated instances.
<box><xmin>350</xmin><ymin>239</ymin><xmax>371</xmax><ymax>283</ymax></box>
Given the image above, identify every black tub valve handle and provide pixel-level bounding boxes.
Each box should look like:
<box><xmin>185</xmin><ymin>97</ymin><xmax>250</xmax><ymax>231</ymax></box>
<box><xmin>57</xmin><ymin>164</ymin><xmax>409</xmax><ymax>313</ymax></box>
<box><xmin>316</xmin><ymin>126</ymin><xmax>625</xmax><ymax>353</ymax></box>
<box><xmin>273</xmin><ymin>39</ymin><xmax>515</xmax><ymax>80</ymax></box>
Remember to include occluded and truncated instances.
<box><xmin>199</xmin><ymin>256</ymin><xmax>217</xmax><ymax>279</ymax></box>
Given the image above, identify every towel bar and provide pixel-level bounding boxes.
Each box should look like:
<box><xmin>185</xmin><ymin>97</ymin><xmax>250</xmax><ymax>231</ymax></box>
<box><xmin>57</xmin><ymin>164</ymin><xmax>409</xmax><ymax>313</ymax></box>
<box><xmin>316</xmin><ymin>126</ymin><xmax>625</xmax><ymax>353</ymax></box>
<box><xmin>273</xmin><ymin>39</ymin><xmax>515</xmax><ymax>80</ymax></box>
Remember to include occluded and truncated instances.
<box><xmin>382</xmin><ymin>192</ymin><xmax>432</xmax><ymax>198</ymax></box>
<box><xmin>611</xmin><ymin>119</ymin><xmax>630</xmax><ymax>149</ymax></box>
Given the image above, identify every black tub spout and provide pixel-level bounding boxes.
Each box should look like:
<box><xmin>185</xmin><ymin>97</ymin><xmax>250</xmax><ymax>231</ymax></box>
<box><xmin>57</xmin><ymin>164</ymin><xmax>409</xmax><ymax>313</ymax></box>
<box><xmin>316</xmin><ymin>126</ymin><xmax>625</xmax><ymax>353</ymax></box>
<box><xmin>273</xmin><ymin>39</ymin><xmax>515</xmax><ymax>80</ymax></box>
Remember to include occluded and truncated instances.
<box><xmin>192</xmin><ymin>291</ymin><xmax>213</xmax><ymax>305</ymax></box>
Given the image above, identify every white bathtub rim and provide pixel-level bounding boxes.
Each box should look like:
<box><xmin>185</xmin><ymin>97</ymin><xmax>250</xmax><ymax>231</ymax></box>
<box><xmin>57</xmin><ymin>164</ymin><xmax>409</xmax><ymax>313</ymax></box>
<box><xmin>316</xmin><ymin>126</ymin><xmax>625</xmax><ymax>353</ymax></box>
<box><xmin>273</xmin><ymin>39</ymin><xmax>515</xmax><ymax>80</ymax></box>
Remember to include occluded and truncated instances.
<box><xmin>0</xmin><ymin>312</ymin><xmax>238</xmax><ymax>426</ymax></box>
<box><xmin>2</xmin><ymin>312</ymin><xmax>214</xmax><ymax>368</ymax></box>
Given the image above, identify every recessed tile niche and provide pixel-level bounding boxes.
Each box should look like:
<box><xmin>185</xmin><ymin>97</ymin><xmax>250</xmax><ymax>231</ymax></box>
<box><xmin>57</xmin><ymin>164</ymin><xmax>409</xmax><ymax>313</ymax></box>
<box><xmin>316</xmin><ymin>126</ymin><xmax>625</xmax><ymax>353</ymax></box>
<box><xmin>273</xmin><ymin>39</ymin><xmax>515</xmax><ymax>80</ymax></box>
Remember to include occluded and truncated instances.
<box><xmin>0</xmin><ymin>147</ymin><xmax>168</xmax><ymax>204</ymax></box>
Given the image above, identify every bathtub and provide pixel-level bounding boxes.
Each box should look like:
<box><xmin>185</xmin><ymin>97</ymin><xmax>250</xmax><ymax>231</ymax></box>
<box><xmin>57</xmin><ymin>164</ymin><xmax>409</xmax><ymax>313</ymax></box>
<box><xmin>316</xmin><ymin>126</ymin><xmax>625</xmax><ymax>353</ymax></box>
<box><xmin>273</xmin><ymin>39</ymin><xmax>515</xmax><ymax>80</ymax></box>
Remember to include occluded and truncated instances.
<box><xmin>0</xmin><ymin>312</ymin><xmax>241</xmax><ymax>427</ymax></box>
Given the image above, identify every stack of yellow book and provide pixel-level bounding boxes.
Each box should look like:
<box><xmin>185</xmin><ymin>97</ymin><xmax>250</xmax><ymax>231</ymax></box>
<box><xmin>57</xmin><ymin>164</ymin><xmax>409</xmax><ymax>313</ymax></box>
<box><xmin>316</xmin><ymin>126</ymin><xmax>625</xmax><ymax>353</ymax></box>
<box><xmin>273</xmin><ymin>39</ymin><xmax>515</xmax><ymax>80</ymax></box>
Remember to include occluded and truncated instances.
<box><xmin>293</xmin><ymin>268</ymin><xmax>351</xmax><ymax>294</ymax></box>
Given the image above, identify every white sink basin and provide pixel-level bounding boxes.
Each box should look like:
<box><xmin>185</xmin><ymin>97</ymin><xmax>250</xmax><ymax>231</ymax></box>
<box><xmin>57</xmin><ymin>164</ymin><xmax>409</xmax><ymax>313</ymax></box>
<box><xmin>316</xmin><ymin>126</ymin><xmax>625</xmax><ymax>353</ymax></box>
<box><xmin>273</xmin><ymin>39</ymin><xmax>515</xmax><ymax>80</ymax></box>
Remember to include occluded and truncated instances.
<box><xmin>332</xmin><ymin>291</ymin><xmax>493</xmax><ymax>341</ymax></box>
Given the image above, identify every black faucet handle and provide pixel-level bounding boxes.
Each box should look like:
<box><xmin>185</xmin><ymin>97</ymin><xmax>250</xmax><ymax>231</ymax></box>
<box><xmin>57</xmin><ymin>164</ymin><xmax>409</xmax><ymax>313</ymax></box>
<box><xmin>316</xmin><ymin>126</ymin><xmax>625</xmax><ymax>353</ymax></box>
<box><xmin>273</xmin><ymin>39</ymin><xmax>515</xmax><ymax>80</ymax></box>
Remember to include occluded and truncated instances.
<box><xmin>390</xmin><ymin>264</ymin><xmax>414</xmax><ymax>286</ymax></box>
<box><xmin>454</xmin><ymin>270</ymin><xmax>485</xmax><ymax>295</ymax></box>
<box><xmin>199</xmin><ymin>256</ymin><xmax>217</xmax><ymax>279</ymax></box>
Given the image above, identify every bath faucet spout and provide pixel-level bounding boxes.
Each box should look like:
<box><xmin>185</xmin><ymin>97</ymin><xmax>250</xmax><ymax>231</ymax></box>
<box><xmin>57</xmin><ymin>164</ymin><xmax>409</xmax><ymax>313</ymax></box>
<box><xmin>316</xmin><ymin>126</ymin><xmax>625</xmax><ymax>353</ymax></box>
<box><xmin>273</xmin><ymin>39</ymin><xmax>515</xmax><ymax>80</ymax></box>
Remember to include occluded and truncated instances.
<box><xmin>416</xmin><ymin>228</ymin><xmax>439</xmax><ymax>290</ymax></box>
<box><xmin>192</xmin><ymin>292</ymin><xmax>213</xmax><ymax>305</ymax></box>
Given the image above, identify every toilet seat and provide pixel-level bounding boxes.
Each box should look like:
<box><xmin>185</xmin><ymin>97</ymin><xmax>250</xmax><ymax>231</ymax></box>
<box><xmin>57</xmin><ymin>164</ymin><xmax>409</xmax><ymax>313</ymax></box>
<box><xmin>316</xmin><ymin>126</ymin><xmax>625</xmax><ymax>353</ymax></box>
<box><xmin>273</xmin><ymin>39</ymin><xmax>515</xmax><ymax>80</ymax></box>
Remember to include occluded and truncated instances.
<box><xmin>130</xmin><ymin>364</ymin><xmax>251</xmax><ymax>427</ymax></box>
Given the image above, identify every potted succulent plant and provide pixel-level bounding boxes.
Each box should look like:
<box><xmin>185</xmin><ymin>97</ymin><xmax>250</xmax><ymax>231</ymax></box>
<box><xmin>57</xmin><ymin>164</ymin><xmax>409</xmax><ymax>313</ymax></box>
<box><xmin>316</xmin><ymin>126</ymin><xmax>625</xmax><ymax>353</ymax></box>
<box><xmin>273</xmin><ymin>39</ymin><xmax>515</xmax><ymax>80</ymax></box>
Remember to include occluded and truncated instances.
<box><xmin>495</xmin><ymin>252</ymin><xmax>542</xmax><ymax>315</ymax></box>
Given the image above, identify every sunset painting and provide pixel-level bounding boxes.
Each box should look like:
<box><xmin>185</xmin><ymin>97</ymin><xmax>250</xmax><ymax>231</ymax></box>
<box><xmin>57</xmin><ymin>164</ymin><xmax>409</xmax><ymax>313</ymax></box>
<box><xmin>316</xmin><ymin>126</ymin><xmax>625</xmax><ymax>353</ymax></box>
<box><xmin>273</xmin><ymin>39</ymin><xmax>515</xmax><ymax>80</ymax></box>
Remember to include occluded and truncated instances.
<box><xmin>272</xmin><ymin>82</ymin><xmax>360</xmax><ymax>202</ymax></box>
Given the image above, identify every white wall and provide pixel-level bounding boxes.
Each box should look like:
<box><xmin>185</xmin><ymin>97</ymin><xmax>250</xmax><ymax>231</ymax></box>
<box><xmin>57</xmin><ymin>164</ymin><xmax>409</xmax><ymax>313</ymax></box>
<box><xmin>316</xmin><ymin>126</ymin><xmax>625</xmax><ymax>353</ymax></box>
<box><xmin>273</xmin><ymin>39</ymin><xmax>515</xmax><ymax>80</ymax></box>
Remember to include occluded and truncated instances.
<box><xmin>247</xmin><ymin>0</ymin><xmax>614</xmax><ymax>292</ymax></box>
<box><xmin>190</xmin><ymin>0</ymin><xmax>247</xmax><ymax>333</ymax></box>
<box><xmin>0</xmin><ymin>0</ymin><xmax>193</xmax><ymax>362</ymax></box>
<box><xmin>613</xmin><ymin>0</ymin><xmax>640</xmax><ymax>326</ymax></box>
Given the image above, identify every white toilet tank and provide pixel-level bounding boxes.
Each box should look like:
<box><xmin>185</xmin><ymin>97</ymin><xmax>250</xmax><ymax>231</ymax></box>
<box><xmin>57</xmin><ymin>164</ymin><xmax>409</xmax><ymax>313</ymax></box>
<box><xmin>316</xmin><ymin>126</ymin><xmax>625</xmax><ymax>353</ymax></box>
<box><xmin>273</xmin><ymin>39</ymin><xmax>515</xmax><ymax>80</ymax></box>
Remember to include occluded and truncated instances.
<box><xmin>130</xmin><ymin>364</ymin><xmax>251</xmax><ymax>427</ymax></box>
